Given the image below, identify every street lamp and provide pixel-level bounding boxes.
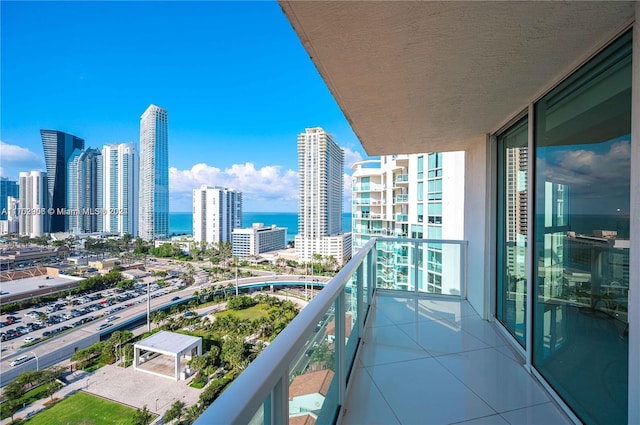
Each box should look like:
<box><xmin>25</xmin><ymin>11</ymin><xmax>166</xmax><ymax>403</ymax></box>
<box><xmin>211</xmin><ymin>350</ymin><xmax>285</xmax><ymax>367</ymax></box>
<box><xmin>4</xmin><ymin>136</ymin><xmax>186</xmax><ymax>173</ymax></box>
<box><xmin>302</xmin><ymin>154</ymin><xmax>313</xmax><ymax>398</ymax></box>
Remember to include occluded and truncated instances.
<box><xmin>156</xmin><ymin>398</ymin><xmax>160</xmax><ymax>412</ymax></box>
<box><xmin>30</xmin><ymin>351</ymin><xmax>39</xmax><ymax>371</ymax></box>
<box><xmin>147</xmin><ymin>280</ymin><xmax>151</xmax><ymax>332</ymax></box>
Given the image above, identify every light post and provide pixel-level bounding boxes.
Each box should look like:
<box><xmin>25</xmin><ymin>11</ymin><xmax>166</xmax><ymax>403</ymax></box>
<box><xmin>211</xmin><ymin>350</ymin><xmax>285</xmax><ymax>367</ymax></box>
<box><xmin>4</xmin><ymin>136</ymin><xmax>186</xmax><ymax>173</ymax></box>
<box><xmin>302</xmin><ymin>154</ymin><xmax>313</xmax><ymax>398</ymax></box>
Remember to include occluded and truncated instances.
<box><xmin>147</xmin><ymin>280</ymin><xmax>151</xmax><ymax>332</ymax></box>
<box><xmin>235</xmin><ymin>259</ymin><xmax>239</xmax><ymax>296</ymax></box>
<box><xmin>156</xmin><ymin>398</ymin><xmax>160</xmax><ymax>412</ymax></box>
<box><xmin>30</xmin><ymin>351</ymin><xmax>39</xmax><ymax>371</ymax></box>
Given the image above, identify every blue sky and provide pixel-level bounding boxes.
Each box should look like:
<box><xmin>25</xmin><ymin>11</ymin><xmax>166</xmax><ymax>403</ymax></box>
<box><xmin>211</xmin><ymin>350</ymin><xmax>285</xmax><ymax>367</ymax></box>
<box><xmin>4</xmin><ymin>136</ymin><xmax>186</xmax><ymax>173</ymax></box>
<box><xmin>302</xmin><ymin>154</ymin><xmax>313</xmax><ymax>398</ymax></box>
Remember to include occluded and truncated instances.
<box><xmin>0</xmin><ymin>1</ymin><xmax>368</xmax><ymax>212</ymax></box>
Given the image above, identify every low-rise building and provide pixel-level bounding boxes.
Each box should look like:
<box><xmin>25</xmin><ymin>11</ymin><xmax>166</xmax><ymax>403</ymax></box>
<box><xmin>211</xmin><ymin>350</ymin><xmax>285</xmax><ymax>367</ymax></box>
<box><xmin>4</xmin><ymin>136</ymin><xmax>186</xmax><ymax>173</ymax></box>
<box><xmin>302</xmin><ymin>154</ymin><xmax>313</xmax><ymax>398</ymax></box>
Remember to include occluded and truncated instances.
<box><xmin>232</xmin><ymin>223</ymin><xmax>287</xmax><ymax>259</ymax></box>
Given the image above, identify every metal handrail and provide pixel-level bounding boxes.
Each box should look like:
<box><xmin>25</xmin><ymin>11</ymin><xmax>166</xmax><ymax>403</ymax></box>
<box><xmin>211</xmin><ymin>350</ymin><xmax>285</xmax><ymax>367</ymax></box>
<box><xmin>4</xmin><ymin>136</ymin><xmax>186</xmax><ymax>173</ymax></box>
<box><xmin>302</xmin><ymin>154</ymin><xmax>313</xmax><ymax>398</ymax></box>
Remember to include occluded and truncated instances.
<box><xmin>195</xmin><ymin>239</ymin><xmax>376</xmax><ymax>425</ymax></box>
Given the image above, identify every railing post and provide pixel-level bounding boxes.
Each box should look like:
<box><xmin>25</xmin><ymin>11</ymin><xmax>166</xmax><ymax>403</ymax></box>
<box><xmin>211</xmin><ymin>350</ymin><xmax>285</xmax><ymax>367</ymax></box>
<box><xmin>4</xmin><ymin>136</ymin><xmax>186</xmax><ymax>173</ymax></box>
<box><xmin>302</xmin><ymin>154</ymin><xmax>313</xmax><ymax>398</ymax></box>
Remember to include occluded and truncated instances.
<box><xmin>357</xmin><ymin>263</ymin><xmax>364</xmax><ymax>337</ymax></box>
<box><xmin>413</xmin><ymin>240</ymin><xmax>420</xmax><ymax>293</ymax></box>
<box><xmin>271</xmin><ymin>371</ymin><xmax>288</xmax><ymax>424</ymax></box>
<box><xmin>336</xmin><ymin>292</ymin><xmax>346</xmax><ymax>406</ymax></box>
<box><xmin>369</xmin><ymin>241</ymin><xmax>376</xmax><ymax>302</ymax></box>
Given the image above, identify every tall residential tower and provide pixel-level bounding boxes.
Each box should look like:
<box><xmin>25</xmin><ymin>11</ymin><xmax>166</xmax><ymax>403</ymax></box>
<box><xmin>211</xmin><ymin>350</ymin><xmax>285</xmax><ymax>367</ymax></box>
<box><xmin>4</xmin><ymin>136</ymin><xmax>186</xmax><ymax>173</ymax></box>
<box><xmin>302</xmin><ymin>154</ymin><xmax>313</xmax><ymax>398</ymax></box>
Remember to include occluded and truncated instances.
<box><xmin>295</xmin><ymin>127</ymin><xmax>351</xmax><ymax>265</ymax></box>
<box><xmin>102</xmin><ymin>143</ymin><xmax>139</xmax><ymax>236</ymax></box>
<box><xmin>139</xmin><ymin>104</ymin><xmax>169</xmax><ymax>240</ymax></box>
<box><xmin>18</xmin><ymin>171</ymin><xmax>48</xmax><ymax>238</ymax></box>
<box><xmin>351</xmin><ymin>153</ymin><xmax>465</xmax><ymax>293</ymax></box>
<box><xmin>40</xmin><ymin>129</ymin><xmax>84</xmax><ymax>232</ymax></box>
<box><xmin>193</xmin><ymin>186</ymin><xmax>242</xmax><ymax>246</ymax></box>
<box><xmin>67</xmin><ymin>148</ymin><xmax>103</xmax><ymax>233</ymax></box>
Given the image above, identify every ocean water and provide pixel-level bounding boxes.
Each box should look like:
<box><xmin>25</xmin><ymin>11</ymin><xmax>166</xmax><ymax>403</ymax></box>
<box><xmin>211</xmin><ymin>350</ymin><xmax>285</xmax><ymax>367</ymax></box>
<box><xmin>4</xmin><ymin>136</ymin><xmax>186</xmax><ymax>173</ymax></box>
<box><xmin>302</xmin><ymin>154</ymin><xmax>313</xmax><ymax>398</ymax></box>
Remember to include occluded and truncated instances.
<box><xmin>169</xmin><ymin>212</ymin><xmax>352</xmax><ymax>242</ymax></box>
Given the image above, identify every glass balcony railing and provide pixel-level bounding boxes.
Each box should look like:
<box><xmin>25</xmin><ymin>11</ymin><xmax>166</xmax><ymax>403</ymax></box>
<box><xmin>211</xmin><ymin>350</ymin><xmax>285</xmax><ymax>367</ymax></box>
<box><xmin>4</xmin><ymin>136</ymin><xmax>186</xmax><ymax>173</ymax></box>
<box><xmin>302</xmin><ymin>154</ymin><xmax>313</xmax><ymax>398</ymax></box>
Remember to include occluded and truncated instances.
<box><xmin>195</xmin><ymin>238</ymin><xmax>467</xmax><ymax>424</ymax></box>
<box><xmin>394</xmin><ymin>174</ymin><xmax>409</xmax><ymax>185</ymax></box>
<box><xmin>394</xmin><ymin>194</ymin><xmax>409</xmax><ymax>203</ymax></box>
<box><xmin>396</xmin><ymin>214</ymin><xmax>408</xmax><ymax>222</ymax></box>
<box><xmin>353</xmin><ymin>183</ymin><xmax>384</xmax><ymax>192</ymax></box>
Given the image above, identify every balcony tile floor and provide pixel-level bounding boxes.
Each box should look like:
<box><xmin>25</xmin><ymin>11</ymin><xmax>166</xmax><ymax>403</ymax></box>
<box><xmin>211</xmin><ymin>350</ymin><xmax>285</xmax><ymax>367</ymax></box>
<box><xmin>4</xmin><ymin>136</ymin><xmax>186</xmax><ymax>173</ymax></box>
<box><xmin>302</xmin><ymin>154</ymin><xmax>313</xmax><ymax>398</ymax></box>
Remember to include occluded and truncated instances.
<box><xmin>341</xmin><ymin>293</ymin><xmax>573</xmax><ymax>425</ymax></box>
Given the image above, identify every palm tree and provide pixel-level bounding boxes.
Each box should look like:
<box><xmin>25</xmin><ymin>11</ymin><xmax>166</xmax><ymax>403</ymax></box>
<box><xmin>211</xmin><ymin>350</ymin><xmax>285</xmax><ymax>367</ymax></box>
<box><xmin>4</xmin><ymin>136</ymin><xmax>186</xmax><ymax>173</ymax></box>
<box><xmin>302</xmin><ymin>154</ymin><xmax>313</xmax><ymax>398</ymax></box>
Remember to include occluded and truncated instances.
<box><xmin>184</xmin><ymin>404</ymin><xmax>202</xmax><ymax>424</ymax></box>
<box><xmin>132</xmin><ymin>405</ymin><xmax>154</xmax><ymax>425</ymax></box>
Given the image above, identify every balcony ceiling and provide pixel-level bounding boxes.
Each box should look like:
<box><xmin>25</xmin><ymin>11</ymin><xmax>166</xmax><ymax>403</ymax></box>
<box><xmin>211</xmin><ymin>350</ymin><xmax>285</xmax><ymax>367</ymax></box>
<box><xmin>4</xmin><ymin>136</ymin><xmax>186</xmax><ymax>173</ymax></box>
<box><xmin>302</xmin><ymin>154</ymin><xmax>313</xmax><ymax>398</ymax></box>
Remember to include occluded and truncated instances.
<box><xmin>280</xmin><ymin>1</ymin><xmax>634</xmax><ymax>155</ymax></box>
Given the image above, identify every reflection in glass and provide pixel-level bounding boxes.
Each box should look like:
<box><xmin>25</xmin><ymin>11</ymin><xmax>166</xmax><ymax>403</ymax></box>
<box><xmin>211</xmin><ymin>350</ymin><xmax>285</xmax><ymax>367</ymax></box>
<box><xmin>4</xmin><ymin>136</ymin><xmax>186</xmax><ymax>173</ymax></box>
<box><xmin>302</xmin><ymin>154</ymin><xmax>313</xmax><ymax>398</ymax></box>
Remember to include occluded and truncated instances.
<box><xmin>533</xmin><ymin>31</ymin><xmax>630</xmax><ymax>424</ymax></box>
<box><xmin>497</xmin><ymin>117</ymin><xmax>528</xmax><ymax>347</ymax></box>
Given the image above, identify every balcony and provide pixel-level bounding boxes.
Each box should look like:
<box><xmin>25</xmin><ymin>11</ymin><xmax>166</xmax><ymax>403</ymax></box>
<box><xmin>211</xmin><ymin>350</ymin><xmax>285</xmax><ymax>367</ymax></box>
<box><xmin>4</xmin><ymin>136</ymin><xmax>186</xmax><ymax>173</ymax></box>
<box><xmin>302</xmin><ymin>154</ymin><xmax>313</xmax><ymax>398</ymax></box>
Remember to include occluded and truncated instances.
<box><xmin>353</xmin><ymin>183</ymin><xmax>384</xmax><ymax>192</ymax></box>
<box><xmin>393</xmin><ymin>194</ymin><xmax>409</xmax><ymax>204</ymax></box>
<box><xmin>395</xmin><ymin>214</ymin><xmax>408</xmax><ymax>222</ymax></box>
<box><xmin>196</xmin><ymin>238</ymin><xmax>570</xmax><ymax>425</ymax></box>
<box><xmin>393</xmin><ymin>174</ymin><xmax>409</xmax><ymax>187</ymax></box>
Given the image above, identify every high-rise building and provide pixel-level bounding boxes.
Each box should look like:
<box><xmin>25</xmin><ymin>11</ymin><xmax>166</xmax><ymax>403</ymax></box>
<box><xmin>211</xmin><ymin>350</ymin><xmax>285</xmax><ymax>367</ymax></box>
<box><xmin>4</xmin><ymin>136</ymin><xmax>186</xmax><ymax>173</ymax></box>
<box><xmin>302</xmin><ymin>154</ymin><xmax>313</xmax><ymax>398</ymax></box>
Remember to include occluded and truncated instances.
<box><xmin>18</xmin><ymin>171</ymin><xmax>48</xmax><ymax>237</ymax></box>
<box><xmin>351</xmin><ymin>153</ymin><xmax>465</xmax><ymax>293</ymax></box>
<box><xmin>232</xmin><ymin>223</ymin><xmax>287</xmax><ymax>258</ymax></box>
<box><xmin>0</xmin><ymin>178</ymin><xmax>19</xmax><ymax>220</ymax></box>
<box><xmin>139</xmin><ymin>104</ymin><xmax>169</xmax><ymax>241</ymax></box>
<box><xmin>67</xmin><ymin>148</ymin><xmax>103</xmax><ymax>233</ymax></box>
<box><xmin>40</xmin><ymin>129</ymin><xmax>84</xmax><ymax>232</ymax></box>
<box><xmin>295</xmin><ymin>127</ymin><xmax>351</xmax><ymax>265</ymax></box>
<box><xmin>102</xmin><ymin>143</ymin><xmax>139</xmax><ymax>236</ymax></box>
<box><xmin>193</xmin><ymin>186</ymin><xmax>242</xmax><ymax>246</ymax></box>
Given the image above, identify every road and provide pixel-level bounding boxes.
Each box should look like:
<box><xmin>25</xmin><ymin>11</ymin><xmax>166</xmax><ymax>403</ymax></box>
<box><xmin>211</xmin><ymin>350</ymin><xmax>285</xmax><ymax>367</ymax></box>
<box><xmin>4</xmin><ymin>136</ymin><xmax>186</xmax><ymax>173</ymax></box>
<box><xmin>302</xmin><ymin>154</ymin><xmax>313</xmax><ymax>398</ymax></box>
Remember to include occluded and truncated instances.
<box><xmin>1</xmin><ymin>266</ymin><xmax>330</xmax><ymax>386</ymax></box>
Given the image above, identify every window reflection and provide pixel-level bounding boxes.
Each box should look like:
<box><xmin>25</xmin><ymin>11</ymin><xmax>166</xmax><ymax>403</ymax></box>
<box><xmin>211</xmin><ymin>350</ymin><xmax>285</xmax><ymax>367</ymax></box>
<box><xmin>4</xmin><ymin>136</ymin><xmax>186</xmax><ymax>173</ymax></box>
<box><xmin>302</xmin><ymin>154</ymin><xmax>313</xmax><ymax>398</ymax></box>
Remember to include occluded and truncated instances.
<box><xmin>497</xmin><ymin>117</ymin><xmax>528</xmax><ymax>347</ymax></box>
<box><xmin>533</xmin><ymin>31</ymin><xmax>631</xmax><ymax>424</ymax></box>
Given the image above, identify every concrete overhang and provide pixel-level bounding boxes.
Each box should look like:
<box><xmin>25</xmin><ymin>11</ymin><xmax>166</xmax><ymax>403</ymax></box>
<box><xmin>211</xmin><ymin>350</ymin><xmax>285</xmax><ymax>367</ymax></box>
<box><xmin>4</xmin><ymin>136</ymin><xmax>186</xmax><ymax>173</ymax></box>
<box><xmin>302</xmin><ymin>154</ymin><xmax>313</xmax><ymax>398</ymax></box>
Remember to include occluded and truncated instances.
<box><xmin>280</xmin><ymin>1</ymin><xmax>634</xmax><ymax>155</ymax></box>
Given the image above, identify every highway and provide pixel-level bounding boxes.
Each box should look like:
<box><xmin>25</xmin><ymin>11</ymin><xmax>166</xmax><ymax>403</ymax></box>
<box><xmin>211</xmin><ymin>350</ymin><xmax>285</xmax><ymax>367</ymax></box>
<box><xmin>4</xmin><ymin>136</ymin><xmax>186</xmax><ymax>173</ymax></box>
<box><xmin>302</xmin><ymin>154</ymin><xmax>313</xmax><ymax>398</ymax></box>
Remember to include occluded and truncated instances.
<box><xmin>0</xmin><ymin>267</ymin><xmax>329</xmax><ymax>386</ymax></box>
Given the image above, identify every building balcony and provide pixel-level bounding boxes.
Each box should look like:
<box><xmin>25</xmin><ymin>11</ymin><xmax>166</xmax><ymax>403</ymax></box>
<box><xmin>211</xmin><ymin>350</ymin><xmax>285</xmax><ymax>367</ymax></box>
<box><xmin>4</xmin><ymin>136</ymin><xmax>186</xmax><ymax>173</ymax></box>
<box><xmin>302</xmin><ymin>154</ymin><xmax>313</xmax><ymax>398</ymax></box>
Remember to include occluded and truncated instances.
<box><xmin>393</xmin><ymin>194</ymin><xmax>409</xmax><ymax>204</ymax></box>
<box><xmin>395</xmin><ymin>214</ymin><xmax>408</xmax><ymax>223</ymax></box>
<box><xmin>196</xmin><ymin>238</ymin><xmax>569</xmax><ymax>425</ymax></box>
<box><xmin>353</xmin><ymin>183</ymin><xmax>384</xmax><ymax>192</ymax></box>
<box><xmin>393</xmin><ymin>174</ymin><xmax>409</xmax><ymax>187</ymax></box>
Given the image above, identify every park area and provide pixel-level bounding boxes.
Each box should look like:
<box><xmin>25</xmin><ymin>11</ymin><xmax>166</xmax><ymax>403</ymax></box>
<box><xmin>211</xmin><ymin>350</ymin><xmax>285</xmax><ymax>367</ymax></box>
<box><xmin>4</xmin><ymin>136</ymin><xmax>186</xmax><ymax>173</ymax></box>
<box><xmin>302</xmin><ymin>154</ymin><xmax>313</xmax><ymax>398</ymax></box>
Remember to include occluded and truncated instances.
<box><xmin>22</xmin><ymin>392</ymin><xmax>152</xmax><ymax>425</ymax></box>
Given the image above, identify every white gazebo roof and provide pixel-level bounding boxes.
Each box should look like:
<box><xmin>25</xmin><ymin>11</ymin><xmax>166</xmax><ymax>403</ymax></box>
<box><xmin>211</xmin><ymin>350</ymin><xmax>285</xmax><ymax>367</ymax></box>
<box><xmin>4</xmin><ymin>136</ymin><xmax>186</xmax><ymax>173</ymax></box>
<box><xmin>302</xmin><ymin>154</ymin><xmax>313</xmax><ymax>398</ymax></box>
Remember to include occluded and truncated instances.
<box><xmin>134</xmin><ymin>331</ymin><xmax>201</xmax><ymax>356</ymax></box>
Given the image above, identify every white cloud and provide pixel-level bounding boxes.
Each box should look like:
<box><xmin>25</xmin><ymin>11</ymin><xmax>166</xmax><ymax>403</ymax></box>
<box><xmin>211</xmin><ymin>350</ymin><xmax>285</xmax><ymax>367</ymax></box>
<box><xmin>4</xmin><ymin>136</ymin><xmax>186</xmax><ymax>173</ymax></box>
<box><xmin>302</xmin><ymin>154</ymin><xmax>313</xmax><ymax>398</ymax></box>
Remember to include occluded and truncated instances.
<box><xmin>0</xmin><ymin>141</ymin><xmax>44</xmax><ymax>177</ymax></box>
<box><xmin>342</xmin><ymin>146</ymin><xmax>363</xmax><ymax>171</ymax></box>
<box><xmin>169</xmin><ymin>162</ymin><xmax>298</xmax><ymax>211</ymax></box>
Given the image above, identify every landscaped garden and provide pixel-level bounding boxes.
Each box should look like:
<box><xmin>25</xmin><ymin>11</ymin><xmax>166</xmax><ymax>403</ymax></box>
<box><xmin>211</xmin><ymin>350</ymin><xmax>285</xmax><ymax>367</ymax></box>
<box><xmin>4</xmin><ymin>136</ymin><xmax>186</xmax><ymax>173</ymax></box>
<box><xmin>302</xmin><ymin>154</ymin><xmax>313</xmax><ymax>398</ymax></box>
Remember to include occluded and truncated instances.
<box><xmin>22</xmin><ymin>392</ymin><xmax>153</xmax><ymax>425</ymax></box>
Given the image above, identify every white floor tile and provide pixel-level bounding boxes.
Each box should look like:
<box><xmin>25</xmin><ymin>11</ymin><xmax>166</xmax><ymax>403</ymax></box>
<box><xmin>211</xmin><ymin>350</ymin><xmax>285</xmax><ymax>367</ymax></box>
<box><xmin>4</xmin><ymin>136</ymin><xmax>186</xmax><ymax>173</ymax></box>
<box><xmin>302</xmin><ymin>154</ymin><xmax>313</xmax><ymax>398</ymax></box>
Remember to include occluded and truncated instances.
<box><xmin>441</xmin><ymin>315</ymin><xmax>509</xmax><ymax>348</ymax></box>
<box><xmin>366</xmin><ymin>357</ymin><xmax>496</xmax><ymax>424</ymax></box>
<box><xmin>341</xmin><ymin>294</ymin><xmax>569</xmax><ymax>425</ymax></box>
<box><xmin>397</xmin><ymin>318</ymin><xmax>490</xmax><ymax>356</ymax></box>
<box><xmin>499</xmin><ymin>402</ymin><xmax>573</xmax><ymax>425</ymax></box>
<box><xmin>341</xmin><ymin>367</ymin><xmax>401</xmax><ymax>425</ymax></box>
<box><xmin>359</xmin><ymin>324</ymin><xmax>431</xmax><ymax>367</ymax></box>
<box><xmin>436</xmin><ymin>348</ymin><xmax>550</xmax><ymax>413</ymax></box>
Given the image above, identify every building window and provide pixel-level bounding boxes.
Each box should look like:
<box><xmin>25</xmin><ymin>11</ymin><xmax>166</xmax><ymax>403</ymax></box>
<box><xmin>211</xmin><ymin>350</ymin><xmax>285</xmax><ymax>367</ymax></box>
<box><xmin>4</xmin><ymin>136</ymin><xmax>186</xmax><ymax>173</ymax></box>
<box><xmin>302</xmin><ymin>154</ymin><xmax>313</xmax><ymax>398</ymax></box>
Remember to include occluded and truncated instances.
<box><xmin>533</xmin><ymin>31</ymin><xmax>631</xmax><ymax>424</ymax></box>
<box><xmin>497</xmin><ymin>116</ymin><xmax>528</xmax><ymax>347</ymax></box>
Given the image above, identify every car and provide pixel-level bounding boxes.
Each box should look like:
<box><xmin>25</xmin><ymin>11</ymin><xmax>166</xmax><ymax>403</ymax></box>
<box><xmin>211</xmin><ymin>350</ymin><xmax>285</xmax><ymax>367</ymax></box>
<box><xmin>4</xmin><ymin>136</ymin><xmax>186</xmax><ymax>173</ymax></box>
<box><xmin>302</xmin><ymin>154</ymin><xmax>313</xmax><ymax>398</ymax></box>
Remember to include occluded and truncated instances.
<box><xmin>23</xmin><ymin>336</ymin><xmax>38</xmax><ymax>343</ymax></box>
<box><xmin>96</xmin><ymin>323</ymin><xmax>113</xmax><ymax>331</ymax></box>
<box><xmin>171</xmin><ymin>296</ymin><xmax>180</xmax><ymax>301</ymax></box>
<box><xmin>105</xmin><ymin>316</ymin><xmax>119</xmax><ymax>322</ymax></box>
<box><xmin>10</xmin><ymin>355</ymin><xmax>33</xmax><ymax>367</ymax></box>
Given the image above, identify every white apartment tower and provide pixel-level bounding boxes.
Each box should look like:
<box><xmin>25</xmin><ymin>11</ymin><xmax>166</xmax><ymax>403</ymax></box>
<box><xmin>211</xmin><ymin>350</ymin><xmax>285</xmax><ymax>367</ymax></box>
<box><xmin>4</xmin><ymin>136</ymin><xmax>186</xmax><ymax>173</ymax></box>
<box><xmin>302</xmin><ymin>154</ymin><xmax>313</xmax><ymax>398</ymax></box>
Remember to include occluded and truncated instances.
<box><xmin>18</xmin><ymin>171</ymin><xmax>48</xmax><ymax>237</ymax></box>
<box><xmin>102</xmin><ymin>143</ymin><xmax>139</xmax><ymax>236</ymax></box>
<box><xmin>351</xmin><ymin>153</ymin><xmax>465</xmax><ymax>293</ymax></box>
<box><xmin>193</xmin><ymin>186</ymin><xmax>242</xmax><ymax>246</ymax></box>
<box><xmin>67</xmin><ymin>148</ymin><xmax>103</xmax><ymax>233</ymax></box>
<box><xmin>139</xmin><ymin>104</ymin><xmax>169</xmax><ymax>241</ymax></box>
<box><xmin>295</xmin><ymin>127</ymin><xmax>352</xmax><ymax>265</ymax></box>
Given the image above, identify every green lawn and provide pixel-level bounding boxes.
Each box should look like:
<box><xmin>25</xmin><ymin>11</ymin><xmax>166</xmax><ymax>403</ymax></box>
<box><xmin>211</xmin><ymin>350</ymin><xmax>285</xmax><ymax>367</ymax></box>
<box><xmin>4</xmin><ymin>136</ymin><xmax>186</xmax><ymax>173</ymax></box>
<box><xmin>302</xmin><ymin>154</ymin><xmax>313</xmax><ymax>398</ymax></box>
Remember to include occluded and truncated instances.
<box><xmin>23</xmin><ymin>392</ymin><xmax>142</xmax><ymax>425</ymax></box>
<box><xmin>217</xmin><ymin>304</ymin><xmax>269</xmax><ymax>321</ymax></box>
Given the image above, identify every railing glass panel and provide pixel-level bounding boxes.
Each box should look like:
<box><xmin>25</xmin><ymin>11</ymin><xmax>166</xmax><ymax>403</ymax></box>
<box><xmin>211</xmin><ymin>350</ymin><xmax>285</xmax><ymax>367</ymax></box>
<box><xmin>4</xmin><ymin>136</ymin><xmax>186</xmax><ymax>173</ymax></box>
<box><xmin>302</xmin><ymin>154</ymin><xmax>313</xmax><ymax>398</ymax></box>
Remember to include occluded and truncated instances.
<box><xmin>195</xmin><ymin>238</ymin><xmax>466</xmax><ymax>425</ymax></box>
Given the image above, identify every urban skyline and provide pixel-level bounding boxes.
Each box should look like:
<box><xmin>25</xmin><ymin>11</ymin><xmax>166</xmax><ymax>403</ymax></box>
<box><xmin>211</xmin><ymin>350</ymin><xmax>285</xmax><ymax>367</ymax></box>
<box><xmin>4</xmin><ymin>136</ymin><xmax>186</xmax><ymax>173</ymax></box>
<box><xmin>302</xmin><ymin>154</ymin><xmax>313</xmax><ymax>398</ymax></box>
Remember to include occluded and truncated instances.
<box><xmin>0</xmin><ymin>1</ymin><xmax>367</xmax><ymax>213</ymax></box>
